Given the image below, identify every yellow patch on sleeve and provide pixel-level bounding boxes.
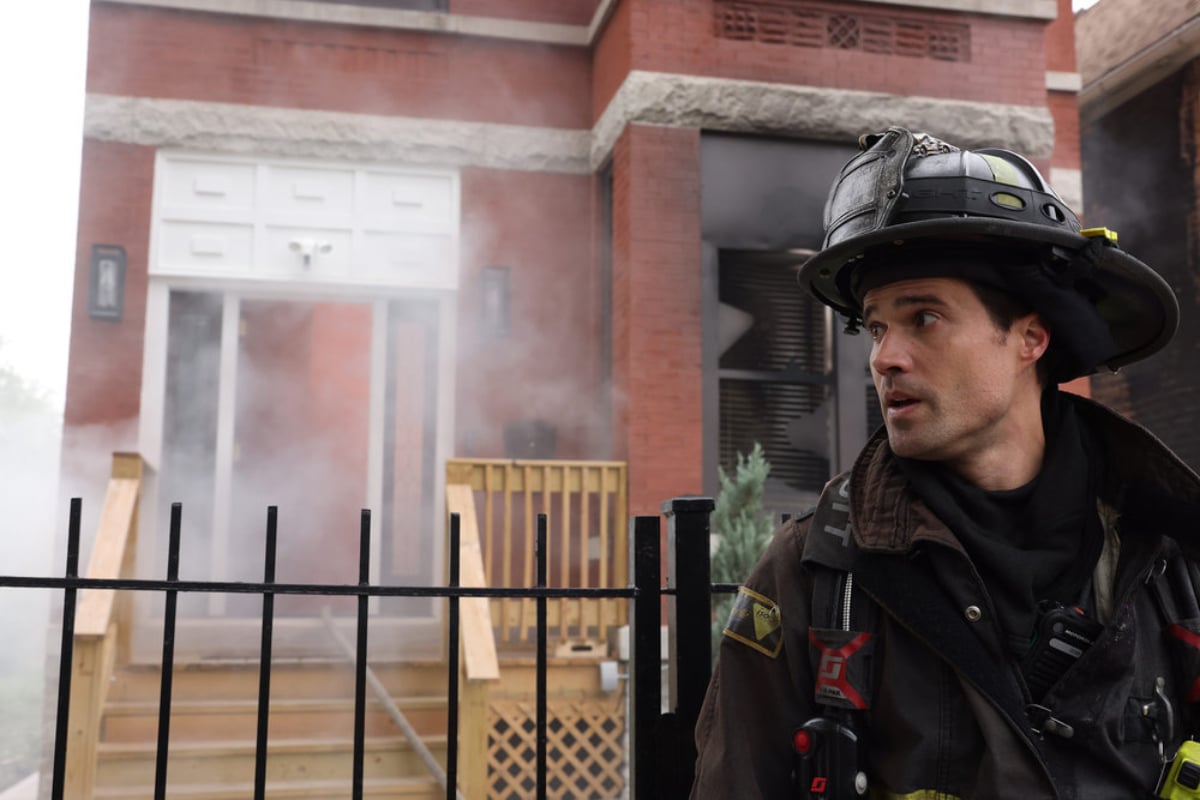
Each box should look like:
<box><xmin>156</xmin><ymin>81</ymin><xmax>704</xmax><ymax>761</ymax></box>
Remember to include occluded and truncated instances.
<box><xmin>723</xmin><ymin>586</ymin><xmax>783</xmax><ymax>658</ymax></box>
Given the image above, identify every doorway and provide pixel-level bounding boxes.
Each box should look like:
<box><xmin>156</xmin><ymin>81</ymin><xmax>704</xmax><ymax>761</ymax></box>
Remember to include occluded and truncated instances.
<box><xmin>147</xmin><ymin>287</ymin><xmax>448</xmax><ymax>656</ymax></box>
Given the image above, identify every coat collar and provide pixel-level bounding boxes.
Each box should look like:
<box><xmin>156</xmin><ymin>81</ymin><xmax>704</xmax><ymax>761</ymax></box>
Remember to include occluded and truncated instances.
<box><xmin>839</xmin><ymin>393</ymin><xmax>1200</xmax><ymax>557</ymax></box>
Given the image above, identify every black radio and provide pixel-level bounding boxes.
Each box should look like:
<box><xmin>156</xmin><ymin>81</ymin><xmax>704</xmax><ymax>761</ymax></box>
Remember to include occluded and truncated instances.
<box><xmin>1022</xmin><ymin>601</ymin><xmax>1103</xmax><ymax>701</ymax></box>
<box><xmin>792</xmin><ymin>717</ymin><xmax>868</xmax><ymax>798</ymax></box>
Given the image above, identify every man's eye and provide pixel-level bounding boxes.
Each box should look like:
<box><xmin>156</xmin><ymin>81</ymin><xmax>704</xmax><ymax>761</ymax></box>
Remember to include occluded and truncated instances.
<box><xmin>915</xmin><ymin>311</ymin><xmax>938</xmax><ymax>327</ymax></box>
<box><xmin>866</xmin><ymin>323</ymin><xmax>883</xmax><ymax>341</ymax></box>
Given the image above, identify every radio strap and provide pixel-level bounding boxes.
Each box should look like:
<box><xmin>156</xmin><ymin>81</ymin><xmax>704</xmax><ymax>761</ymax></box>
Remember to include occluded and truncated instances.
<box><xmin>807</xmin><ymin>476</ymin><xmax>877</xmax><ymax>713</ymax></box>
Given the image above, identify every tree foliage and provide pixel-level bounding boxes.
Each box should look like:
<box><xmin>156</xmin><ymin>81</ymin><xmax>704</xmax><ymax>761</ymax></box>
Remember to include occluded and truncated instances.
<box><xmin>0</xmin><ymin>366</ymin><xmax>54</xmax><ymax>421</ymax></box>
<box><xmin>0</xmin><ymin>340</ymin><xmax>55</xmax><ymax>423</ymax></box>
<box><xmin>710</xmin><ymin>443</ymin><xmax>774</xmax><ymax>654</ymax></box>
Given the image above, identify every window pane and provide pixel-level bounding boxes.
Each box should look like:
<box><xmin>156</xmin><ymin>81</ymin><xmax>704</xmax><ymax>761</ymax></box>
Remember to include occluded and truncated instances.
<box><xmin>229</xmin><ymin>299</ymin><xmax>374</xmax><ymax>616</ymax></box>
<box><xmin>162</xmin><ymin>290</ymin><xmax>223</xmax><ymax>615</ymax></box>
<box><xmin>717</xmin><ymin>252</ymin><xmax>832</xmax><ymax>506</ymax></box>
<box><xmin>718</xmin><ymin>254</ymin><xmax>827</xmax><ymax>373</ymax></box>
<box><xmin>719</xmin><ymin>378</ymin><xmax>831</xmax><ymax>500</ymax></box>
<box><xmin>381</xmin><ymin>300</ymin><xmax>440</xmax><ymax>616</ymax></box>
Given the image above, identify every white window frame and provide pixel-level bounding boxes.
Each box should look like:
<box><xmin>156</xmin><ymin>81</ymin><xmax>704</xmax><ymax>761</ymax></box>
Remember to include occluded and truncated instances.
<box><xmin>136</xmin><ymin>151</ymin><xmax>460</xmax><ymax>657</ymax></box>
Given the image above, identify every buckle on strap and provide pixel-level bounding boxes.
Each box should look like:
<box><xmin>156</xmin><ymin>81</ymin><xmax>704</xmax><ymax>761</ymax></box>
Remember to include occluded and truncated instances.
<box><xmin>1146</xmin><ymin>558</ymin><xmax>1169</xmax><ymax>585</ymax></box>
<box><xmin>1027</xmin><ymin>704</ymin><xmax>1075</xmax><ymax>739</ymax></box>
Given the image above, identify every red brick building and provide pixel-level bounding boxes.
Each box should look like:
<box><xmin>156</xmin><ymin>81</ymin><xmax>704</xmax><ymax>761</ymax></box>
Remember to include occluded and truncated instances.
<box><xmin>66</xmin><ymin>0</ymin><xmax>1082</xmax><ymax>622</ymax></box>
<box><xmin>1077</xmin><ymin>0</ymin><xmax>1200</xmax><ymax>470</ymax></box>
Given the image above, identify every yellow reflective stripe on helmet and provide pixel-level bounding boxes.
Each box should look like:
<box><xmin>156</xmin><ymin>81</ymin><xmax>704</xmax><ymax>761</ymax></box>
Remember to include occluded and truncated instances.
<box><xmin>979</xmin><ymin>153</ymin><xmax>1023</xmax><ymax>187</ymax></box>
<box><xmin>872</xmin><ymin>790</ymin><xmax>963</xmax><ymax>800</ymax></box>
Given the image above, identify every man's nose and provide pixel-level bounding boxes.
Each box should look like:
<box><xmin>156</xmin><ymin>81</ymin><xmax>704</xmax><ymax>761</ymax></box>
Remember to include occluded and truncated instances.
<box><xmin>871</xmin><ymin>331</ymin><xmax>912</xmax><ymax>374</ymax></box>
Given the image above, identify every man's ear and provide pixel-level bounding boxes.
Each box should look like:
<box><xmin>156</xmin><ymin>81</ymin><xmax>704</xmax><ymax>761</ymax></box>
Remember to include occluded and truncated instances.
<box><xmin>1017</xmin><ymin>313</ymin><xmax>1050</xmax><ymax>364</ymax></box>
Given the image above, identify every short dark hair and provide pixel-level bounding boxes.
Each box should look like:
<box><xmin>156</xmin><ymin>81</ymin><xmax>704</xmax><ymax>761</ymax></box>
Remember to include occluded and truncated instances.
<box><xmin>967</xmin><ymin>281</ymin><xmax>1051</xmax><ymax>386</ymax></box>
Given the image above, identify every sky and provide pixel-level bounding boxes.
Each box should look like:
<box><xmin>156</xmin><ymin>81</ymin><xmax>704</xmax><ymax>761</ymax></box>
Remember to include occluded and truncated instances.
<box><xmin>0</xmin><ymin>2</ymin><xmax>89</xmax><ymax>410</ymax></box>
<box><xmin>0</xmin><ymin>0</ymin><xmax>1102</xmax><ymax>413</ymax></box>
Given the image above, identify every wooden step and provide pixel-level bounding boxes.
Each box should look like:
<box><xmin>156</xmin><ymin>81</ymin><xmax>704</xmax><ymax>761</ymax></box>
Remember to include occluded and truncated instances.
<box><xmin>102</xmin><ymin>696</ymin><xmax>450</xmax><ymax>742</ymax></box>
<box><xmin>109</xmin><ymin>655</ymin><xmax>607</xmax><ymax>703</ymax></box>
<box><xmin>95</xmin><ymin>735</ymin><xmax>449</xmax><ymax>788</ymax></box>
<box><xmin>108</xmin><ymin>660</ymin><xmax>456</xmax><ymax>703</ymax></box>
<box><xmin>94</xmin><ymin>657</ymin><xmax>616</xmax><ymax>796</ymax></box>
<box><xmin>93</xmin><ymin>776</ymin><xmax>442</xmax><ymax>799</ymax></box>
<box><xmin>487</xmin><ymin>656</ymin><xmax>607</xmax><ymax>695</ymax></box>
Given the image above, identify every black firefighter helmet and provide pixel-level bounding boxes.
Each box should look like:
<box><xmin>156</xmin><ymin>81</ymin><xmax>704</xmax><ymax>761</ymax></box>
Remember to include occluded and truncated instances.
<box><xmin>797</xmin><ymin>126</ymin><xmax>1178</xmax><ymax>383</ymax></box>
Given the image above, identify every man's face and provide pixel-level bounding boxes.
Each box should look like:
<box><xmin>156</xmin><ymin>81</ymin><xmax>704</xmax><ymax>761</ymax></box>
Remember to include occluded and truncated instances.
<box><xmin>862</xmin><ymin>276</ymin><xmax>1041</xmax><ymax>468</ymax></box>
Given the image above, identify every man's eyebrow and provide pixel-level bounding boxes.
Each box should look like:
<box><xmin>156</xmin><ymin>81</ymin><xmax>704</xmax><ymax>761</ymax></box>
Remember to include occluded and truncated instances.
<box><xmin>862</xmin><ymin>294</ymin><xmax>948</xmax><ymax>325</ymax></box>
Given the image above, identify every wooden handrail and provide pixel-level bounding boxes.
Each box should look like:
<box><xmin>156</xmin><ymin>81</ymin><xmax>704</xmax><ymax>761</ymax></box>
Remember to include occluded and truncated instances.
<box><xmin>446</xmin><ymin>458</ymin><xmax>626</xmax><ymax>493</ymax></box>
<box><xmin>446</xmin><ymin>484</ymin><xmax>501</xmax><ymax>682</ymax></box>
<box><xmin>75</xmin><ymin>454</ymin><xmax>142</xmax><ymax>639</ymax></box>
<box><xmin>445</xmin><ymin>483</ymin><xmax>499</xmax><ymax>799</ymax></box>
<box><xmin>65</xmin><ymin>452</ymin><xmax>143</xmax><ymax>799</ymax></box>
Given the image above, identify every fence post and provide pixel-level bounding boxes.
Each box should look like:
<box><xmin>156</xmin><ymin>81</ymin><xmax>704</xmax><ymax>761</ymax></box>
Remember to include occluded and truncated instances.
<box><xmin>628</xmin><ymin>515</ymin><xmax>661</xmax><ymax>800</ymax></box>
<box><xmin>662</xmin><ymin>496</ymin><xmax>715</xmax><ymax>800</ymax></box>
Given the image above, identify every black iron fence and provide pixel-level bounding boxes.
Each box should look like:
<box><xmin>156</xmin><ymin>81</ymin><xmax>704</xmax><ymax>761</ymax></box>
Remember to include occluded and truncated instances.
<box><xmin>0</xmin><ymin>495</ymin><xmax>720</xmax><ymax>800</ymax></box>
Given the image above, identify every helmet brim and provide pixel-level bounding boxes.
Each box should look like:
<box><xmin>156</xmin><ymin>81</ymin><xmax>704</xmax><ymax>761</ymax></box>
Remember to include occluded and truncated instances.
<box><xmin>798</xmin><ymin>216</ymin><xmax>1179</xmax><ymax>375</ymax></box>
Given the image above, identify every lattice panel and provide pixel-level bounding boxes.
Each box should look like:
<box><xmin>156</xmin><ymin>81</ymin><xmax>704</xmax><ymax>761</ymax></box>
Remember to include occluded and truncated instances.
<box><xmin>488</xmin><ymin>699</ymin><xmax>626</xmax><ymax>800</ymax></box>
<box><xmin>714</xmin><ymin>1</ymin><xmax>971</xmax><ymax>62</ymax></box>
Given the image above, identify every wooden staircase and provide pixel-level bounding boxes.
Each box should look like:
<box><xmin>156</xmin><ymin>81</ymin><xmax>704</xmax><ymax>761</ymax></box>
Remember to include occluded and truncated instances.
<box><xmin>61</xmin><ymin>455</ymin><xmax>629</xmax><ymax>799</ymax></box>
<box><xmin>92</xmin><ymin>659</ymin><xmax>455</xmax><ymax>799</ymax></box>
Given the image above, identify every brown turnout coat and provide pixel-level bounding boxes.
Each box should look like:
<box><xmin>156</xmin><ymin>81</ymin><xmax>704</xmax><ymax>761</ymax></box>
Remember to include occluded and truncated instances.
<box><xmin>692</xmin><ymin>397</ymin><xmax>1200</xmax><ymax>800</ymax></box>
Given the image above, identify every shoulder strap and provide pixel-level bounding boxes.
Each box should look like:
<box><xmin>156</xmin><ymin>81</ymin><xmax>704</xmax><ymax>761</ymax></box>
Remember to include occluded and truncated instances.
<box><xmin>806</xmin><ymin>475</ymin><xmax>874</xmax><ymax>631</ymax></box>
<box><xmin>806</xmin><ymin>476</ymin><xmax>879</xmax><ymax>713</ymax></box>
<box><xmin>811</xmin><ymin>567</ymin><xmax>844</xmax><ymax>633</ymax></box>
<box><xmin>1148</xmin><ymin>547</ymin><xmax>1200</xmax><ymax>628</ymax></box>
<box><xmin>1149</xmin><ymin>547</ymin><xmax>1200</xmax><ymax>739</ymax></box>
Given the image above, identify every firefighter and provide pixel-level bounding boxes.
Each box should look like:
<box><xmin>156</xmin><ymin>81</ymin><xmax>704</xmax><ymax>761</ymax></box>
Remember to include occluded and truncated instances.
<box><xmin>691</xmin><ymin>127</ymin><xmax>1200</xmax><ymax>799</ymax></box>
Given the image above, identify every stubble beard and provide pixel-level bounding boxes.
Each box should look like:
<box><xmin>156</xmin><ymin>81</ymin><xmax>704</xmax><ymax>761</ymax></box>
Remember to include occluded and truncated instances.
<box><xmin>883</xmin><ymin>401</ymin><xmax>953</xmax><ymax>462</ymax></box>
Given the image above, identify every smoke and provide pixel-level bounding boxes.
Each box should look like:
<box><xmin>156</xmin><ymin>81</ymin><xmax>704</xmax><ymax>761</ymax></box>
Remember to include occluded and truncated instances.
<box><xmin>55</xmin><ymin>0</ymin><xmax>618</xmax><ymax>675</ymax></box>
<box><xmin>145</xmin><ymin>294</ymin><xmax>446</xmax><ymax>636</ymax></box>
<box><xmin>455</xmin><ymin>168</ymin><xmax>613</xmax><ymax>461</ymax></box>
<box><xmin>39</xmin><ymin>162</ymin><xmax>612</xmax><ymax>674</ymax></box>
<box><xmin>0</xmin><ymin>387</ymin><xmax>62</xmax><ymax>792</ymax></box>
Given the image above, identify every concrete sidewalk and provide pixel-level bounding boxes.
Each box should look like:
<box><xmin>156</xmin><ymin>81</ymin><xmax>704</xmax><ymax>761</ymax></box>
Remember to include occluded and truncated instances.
<box><xmin>0</xmin><ymin>774</ymin><xmax>37</xmax><ymax>800</ymax></box>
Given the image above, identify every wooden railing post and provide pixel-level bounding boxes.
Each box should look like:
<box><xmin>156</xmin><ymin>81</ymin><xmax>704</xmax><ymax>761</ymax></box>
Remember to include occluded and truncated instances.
<box><xmin>446</xmin><ymin>484</ymin><xmax>502</xmax><ymax>799</ymax></box>
<box><xmin>64</xmin><ymin>453</ymin><xmax>143</xmax><ymax>800</ymax></box>
<box><xmin>63</xmin><ymin>630</ymin><xmax>116</xmax><ymax>799</ymax></box>
<box><xmin>461</xmin><ymin>668</ymin><xmax>491</xmax><ymax>799</ymax></box>
<box><xmin>112</xmin><ymin>453</ymin><xmax>142</xmax><ymax>664</ymax></box>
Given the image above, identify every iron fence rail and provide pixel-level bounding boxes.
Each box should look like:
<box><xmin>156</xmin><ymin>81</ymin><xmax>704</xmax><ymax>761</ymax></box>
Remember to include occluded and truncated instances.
<box><xmin>1</xmin><ymin>494</ymin><xmax>721</xmax><ymax>800</ymax></box>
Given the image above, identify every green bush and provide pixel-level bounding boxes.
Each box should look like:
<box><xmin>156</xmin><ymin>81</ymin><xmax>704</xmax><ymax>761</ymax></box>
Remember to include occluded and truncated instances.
<box><xmin>710</xmin><ymin>443</ymin><xmax>774</xmax><ymax>655</ymax></box>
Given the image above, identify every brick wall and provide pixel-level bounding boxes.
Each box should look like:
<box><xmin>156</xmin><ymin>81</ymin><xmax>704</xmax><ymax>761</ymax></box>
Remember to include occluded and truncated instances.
<box><xmin>621</xmin><ymin>0</ymin><xmax>1046</xmax><ymax>107</ymax></box>
<box><xmin>1046</xmin><ymin>0</ymin><xmax>1081</xmax><ymax>170</ymax></box>
<box><xmin>1044</xmin><ymin>0</ymin><xmax>1078</xmax><ymax>74</ymax></box>
<box><xmin>87</xmin><ymin>3</ymin><xmax>592</xmax><ymax>129</ymax></box>
<box><xmin>449</xmin><ymin>0</ymin><xmax>598</xmax><ymax>26</ymax></box>
<box><xmin>73</xmin><ymin>0</ymin><xmax>1077</xmax><ymax>511</ymax></box>
<box><xmin>65</xmin><ymin>141</ymin><xmax>155</xmax><ymax>430</ymax></box>
<box><xmin>1083</xmin><ymin>69</ymin><xmax>1198</xmax><ymax>468</ymax></box>
<box><xmin>456</xmin><ymin>168</ymin><xmax>604</xmax><ymax>460</ymax></box>
<box><xmin>611</xmin><ymin>124</ymin><xmax>704</xmax><ymax>515</ymax></box>
<box><xmin>592</xmin><ymin>0</ymin><xmax>632</xmax><ymax>121</ymax></box>
<box><xmin>59</xmin><ymin>141</ymin><xmax>155</xmax><ymax>508</ymax></box>
<box><xmin>1048</xmin><ymin>92</ymin><xmax>1081</xmax><ymax>170</ymax></box>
